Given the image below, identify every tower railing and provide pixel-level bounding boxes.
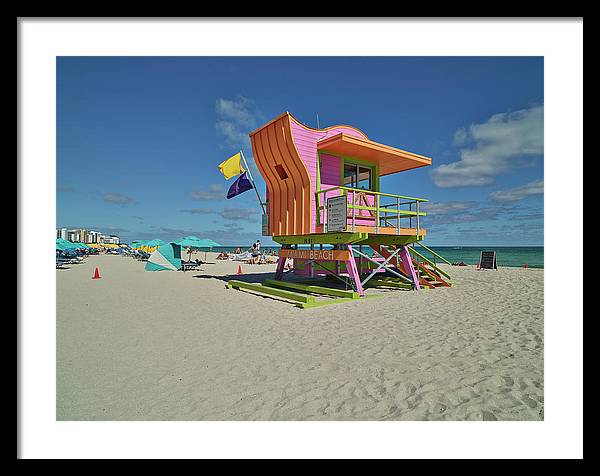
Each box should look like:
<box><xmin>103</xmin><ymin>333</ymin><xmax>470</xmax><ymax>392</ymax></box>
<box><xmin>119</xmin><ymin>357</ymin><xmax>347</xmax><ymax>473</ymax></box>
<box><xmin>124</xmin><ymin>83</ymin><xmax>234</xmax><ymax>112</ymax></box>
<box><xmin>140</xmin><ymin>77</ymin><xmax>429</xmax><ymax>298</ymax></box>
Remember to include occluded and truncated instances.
<box><xmin>315</xmin><ymin>186</ymin><xmax>427</xmax><ymax>236</ymax></box>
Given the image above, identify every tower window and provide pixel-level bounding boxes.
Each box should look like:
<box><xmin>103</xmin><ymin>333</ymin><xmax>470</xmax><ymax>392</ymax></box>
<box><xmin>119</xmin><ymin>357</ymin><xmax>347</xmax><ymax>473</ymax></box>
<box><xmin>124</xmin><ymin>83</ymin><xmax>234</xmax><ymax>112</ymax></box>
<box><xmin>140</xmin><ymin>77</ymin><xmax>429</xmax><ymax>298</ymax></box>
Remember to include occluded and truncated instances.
<box><xmin>274</xmin><ymin>164</ymin><xmax>289</xmax><ymax>180</ymax></box>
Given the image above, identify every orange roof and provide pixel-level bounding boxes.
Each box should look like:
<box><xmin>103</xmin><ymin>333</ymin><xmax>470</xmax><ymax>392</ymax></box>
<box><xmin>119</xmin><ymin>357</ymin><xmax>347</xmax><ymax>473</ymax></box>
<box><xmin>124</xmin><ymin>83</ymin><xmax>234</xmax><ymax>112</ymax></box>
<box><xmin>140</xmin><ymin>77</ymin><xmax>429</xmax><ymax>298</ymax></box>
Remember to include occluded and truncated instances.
<box><xmin>317</xmin><ymin>133</ymin><xmax>432</xmax><ymax>176</ymax></box>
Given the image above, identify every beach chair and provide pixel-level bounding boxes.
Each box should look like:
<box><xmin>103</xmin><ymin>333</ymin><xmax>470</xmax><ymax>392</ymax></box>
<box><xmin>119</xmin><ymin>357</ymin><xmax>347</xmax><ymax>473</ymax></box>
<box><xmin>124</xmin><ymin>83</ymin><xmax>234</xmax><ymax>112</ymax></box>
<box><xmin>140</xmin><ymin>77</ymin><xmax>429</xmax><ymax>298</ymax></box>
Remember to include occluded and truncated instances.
<box><xmin>180</xmin><ymin>259</ymin><xmax>203</xmax><ymax>272</ymax></box>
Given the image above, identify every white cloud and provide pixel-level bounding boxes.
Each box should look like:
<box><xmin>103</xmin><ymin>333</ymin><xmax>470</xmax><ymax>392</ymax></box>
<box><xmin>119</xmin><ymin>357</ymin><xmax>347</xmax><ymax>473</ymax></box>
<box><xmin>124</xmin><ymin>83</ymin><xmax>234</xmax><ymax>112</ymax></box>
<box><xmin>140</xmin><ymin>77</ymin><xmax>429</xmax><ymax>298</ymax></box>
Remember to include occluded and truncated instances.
<box><xmin>215</xmin><ymin>96</ymin><xmax>263</xmax><ymax>151</ymax></box>
<box><xmin>421</xmin><ymin>201</ymin><xmax>477</xmax><ymax>215</ymax></box>
<box><xmin>180</xmin><ymin>208</ymin><xmax>214</xmax><ymax>214</ymax></box>
<box><xmin>219</xmin><ymin>207</ymin><xmax>259</xmax><ymax>222</ymax></box>
<box><xmin>102</xmin><ymin>192</ymin><xmax>136</xmax><ymax>206</ymax></box>
<box><xmin>216</xmin><ymin>97</ymin><xmax>258</xmax><ymax>127</ymax></box>
<box><xmin>215</xmin><ymin>120</ymin><xmax>251</xmax><ymax>150</ymax></box>
<box><xmin>453</xmin><ymin>127</ymin><xmax>468</xmax><ymax>146</ymax></box>
<box><xmin>430</xmin><ymin>105</ymin><xmax>544</xmax><ymax>187</ymax></box>
<box><xmin>421</xmin><ymin>200</ymin><xmax>538</xmax><ymax>226</ymax></box>
<box><xmin>490</xmin><ymin>179</ymin><xmax>544</xmax><ymax>203</ymax></box>
<box><xmin>180</xmin><ymin>206</ymin><xmax>258</xmax><ymax>223</ymax></box>
<box><xmin>190</xmin><ymin>184</ymin><xmax>227</xmax><ymax>201</ymax></box>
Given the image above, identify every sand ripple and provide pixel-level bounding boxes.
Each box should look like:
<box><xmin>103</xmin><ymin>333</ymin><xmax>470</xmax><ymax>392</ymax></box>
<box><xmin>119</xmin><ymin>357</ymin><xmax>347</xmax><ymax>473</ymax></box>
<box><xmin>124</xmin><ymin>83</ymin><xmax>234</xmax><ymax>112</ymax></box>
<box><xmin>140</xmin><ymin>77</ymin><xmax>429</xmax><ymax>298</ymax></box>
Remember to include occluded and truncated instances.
<box><xmin>57</xmin><ymin>254</ymin><xmax>543</xmax><ymax>421</ymax></box>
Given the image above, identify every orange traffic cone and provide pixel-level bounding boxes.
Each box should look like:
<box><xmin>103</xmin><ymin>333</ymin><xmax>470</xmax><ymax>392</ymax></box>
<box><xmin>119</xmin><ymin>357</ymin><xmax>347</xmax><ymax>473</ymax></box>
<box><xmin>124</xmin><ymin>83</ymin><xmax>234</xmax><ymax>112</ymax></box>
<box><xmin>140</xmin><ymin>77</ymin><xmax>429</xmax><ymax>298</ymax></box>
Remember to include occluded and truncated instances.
<box><xmin>236</xmin><ymin>265</ymin><xmax>243</xmax><ymax>275</ymax></box>
<box><xmin>92</xmin><ymin>267</ymin><xmax>101</xmax><ymax>279</ymax></box>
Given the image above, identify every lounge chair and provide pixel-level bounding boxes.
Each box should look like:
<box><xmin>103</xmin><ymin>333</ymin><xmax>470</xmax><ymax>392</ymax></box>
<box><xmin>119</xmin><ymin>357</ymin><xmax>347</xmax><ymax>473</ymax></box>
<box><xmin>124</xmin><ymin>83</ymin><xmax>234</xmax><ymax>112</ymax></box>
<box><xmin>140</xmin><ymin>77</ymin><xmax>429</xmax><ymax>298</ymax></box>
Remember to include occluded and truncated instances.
<box><xmin>181</xmin><ymin>259</ymin><xmax>203</xmax><ymax>272</ymax></box>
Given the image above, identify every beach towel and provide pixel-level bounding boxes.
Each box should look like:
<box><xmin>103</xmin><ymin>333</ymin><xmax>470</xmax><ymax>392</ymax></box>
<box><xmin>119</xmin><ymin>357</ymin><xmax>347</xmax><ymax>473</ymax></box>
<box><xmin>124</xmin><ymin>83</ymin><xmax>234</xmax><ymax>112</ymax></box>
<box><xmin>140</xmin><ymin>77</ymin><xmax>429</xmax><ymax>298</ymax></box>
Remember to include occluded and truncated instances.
<box><xmin>231</xmin><ymin>251</ymin><xmax>252</xmax><ymax>261</ymax></box>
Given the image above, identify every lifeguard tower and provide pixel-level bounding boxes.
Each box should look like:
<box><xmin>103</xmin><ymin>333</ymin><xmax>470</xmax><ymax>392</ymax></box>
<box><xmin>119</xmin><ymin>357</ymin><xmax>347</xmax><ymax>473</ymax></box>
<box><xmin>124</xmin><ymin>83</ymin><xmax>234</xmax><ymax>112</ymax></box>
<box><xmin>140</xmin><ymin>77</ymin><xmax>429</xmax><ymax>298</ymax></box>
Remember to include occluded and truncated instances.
<box><xmin>226</xmin><ymin>112</ymin><xmax>452</xmax><ymax>308</ymax></box>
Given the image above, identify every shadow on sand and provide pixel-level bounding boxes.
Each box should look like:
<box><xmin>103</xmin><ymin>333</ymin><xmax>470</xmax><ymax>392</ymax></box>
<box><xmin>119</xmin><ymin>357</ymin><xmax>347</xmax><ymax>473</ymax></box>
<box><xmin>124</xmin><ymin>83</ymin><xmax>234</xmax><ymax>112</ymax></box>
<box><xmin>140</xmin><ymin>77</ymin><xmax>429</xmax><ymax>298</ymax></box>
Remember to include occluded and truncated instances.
<box><xmin>192</xmin><ymin>271</ymin><xmax>354</xmax><ymax>290</ymax></box>
<box><xmin>191</xmin><ymin>272</ymin><xmax>277</xmax><ymax>284</ymax></box>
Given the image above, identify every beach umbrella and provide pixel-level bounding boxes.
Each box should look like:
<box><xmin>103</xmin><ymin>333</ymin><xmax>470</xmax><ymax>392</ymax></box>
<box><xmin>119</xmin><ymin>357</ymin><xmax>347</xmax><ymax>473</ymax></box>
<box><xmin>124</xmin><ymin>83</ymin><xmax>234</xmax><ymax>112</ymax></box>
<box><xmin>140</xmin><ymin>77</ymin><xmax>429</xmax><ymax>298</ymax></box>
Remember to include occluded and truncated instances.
<box><xmin>195</xmin><ymin>238</ymin><xmax>222</xmax><ymax>248</ymax></box>
<box><xmin>175</xmin><ymin>235</ymin><xmax>205</xmax><ymax>248</ymax></box>
<box><xmin>196</xmin><ymin>239</ymin><xmax>223</xmax><ymax>261</ymax></box>
<box><xmin>56</xmin><ymin>239</ymin><xmax>85</xmax><ymax>251</ymax></box>
<box><xmin>56</xmin><ymin>238</ymin><xmax>72</xmax><ymax>251</ymax></box>
<box><xmin>132</xmin><ymin>240</ymin><xmax>148</xmax><ymax>250</ymax></box>
<box><xmin>176</xmin><ymin>235</ymin><xmax>206</xmax><ymax>261</ymax></box>
<box><xmin>179</xmin><ymin>237</ymin><xmax>222</xmax><ymax>261</ymax></box>
<box><xmin>145</xmin><ymin>242</ymin><xmax>182</xmax><ymax>271</ymax></box>
<box><xmin>139</xmin><ymin>239</ymin><xmax>164</xmax><ymax>252</ymax></box>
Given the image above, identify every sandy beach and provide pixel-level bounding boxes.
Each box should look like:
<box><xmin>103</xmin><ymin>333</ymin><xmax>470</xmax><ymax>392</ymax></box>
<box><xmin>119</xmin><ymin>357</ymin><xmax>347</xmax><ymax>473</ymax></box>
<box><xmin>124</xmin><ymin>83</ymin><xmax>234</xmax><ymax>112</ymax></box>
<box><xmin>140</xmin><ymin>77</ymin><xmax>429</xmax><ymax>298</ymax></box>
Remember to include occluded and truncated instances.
<box><xmin>57</xmin><ymin>253</ymin><xmax>543</xmax><ymax>421</ymax></box>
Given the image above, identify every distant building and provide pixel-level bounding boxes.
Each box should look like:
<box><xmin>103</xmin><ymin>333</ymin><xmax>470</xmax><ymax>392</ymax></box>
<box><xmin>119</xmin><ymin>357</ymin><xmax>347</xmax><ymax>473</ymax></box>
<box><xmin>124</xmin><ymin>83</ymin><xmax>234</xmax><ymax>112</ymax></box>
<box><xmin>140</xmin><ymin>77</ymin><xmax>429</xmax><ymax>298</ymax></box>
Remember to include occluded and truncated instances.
<box><xmin>66</xmin><ymin>230</ymin><xmax>78</xmax><ymax>242</ymax></box>
<box><xmin>77</xmin><ymin>229</ymin><xmax>87</xmax><ymax>244</ymax></box>
<box><xmin>99</xmin><ymin>234</ymin><xmax>120</xmax><ymax>245</ymax></box>
<box><xmin>86</xmin><ymin>230</ymin><xmax>99</xmax><ymax>244</ymax></box>
<box><xmin>57</xmin><ymin>228</ymin><xmax>119</xmax><ymax>244</ymax></box>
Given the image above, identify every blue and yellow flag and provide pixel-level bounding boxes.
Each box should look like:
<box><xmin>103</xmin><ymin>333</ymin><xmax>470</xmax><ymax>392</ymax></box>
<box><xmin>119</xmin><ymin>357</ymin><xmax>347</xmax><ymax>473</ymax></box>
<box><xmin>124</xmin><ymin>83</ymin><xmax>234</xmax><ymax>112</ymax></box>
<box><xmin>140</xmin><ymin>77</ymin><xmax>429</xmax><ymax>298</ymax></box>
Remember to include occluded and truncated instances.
<box><xmin>218</xmin><ymin>152</ymin><xmax>245</xmax><ymax>180</ymax></box>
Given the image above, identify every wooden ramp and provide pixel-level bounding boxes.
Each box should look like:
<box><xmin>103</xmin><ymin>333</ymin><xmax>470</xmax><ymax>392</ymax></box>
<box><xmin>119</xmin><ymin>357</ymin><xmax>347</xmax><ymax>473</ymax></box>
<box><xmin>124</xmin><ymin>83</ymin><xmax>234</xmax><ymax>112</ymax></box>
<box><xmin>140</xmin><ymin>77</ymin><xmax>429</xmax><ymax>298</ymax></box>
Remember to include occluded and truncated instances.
<box><xmin>226</xmin><ymin>279</ymin><xmax>375</xmax><ymax>309</ymax></box>
<box><xmin>364</xmin><ymin>276</ymin><xmax>413</xmax><ymax>290</ymax></box>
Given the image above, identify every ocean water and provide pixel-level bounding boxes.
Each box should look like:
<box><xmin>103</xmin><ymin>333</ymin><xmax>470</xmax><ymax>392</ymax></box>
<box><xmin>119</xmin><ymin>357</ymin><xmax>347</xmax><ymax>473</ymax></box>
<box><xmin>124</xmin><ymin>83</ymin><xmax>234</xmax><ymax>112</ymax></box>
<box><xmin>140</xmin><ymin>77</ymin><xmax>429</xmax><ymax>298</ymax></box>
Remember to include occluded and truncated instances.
<box><xmin>210</xmin><ymin>245</ymin><xmax>544</xmax><ymax>269</ymax></box>
<box><xmin>414</xmin><ymin>246</ymin><xmax>544</xmax><ymax>269</ymax></box>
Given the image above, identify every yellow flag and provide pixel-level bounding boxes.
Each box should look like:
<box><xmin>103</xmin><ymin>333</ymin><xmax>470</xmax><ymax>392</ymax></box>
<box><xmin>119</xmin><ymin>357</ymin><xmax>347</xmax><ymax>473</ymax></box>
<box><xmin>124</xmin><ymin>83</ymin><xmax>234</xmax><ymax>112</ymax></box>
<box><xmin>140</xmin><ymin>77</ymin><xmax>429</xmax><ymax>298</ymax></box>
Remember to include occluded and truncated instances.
<box><xmin>218</xmin><ymin>152</ymin><xmax>245</xmax><ymax>180</ymax></box>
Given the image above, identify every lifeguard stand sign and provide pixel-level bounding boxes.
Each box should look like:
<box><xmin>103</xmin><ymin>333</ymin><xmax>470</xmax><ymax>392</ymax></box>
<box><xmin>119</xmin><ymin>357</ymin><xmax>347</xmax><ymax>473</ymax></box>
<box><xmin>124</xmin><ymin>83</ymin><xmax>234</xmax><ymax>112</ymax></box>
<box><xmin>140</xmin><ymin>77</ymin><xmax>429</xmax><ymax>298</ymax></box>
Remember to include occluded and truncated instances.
<box><xmin>479</xmin><ymin>250</ymin><xmax>497</xmax><ymax>270</ymax></box>
<box><xmin>326</xmin><ymin>195</ymin><xmax>347</xmax><ymax>232</ymax></box>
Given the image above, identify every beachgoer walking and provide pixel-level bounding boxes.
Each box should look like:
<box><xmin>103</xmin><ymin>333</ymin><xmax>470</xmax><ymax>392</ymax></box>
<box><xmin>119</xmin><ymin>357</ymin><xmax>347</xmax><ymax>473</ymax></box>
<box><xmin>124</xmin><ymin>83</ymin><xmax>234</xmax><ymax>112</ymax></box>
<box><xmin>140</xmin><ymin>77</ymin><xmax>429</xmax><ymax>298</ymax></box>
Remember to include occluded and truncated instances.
<box><xmin>251</xmin><ymin>240</ymin><xmax>261</xmax><ymax>257</ymax></box>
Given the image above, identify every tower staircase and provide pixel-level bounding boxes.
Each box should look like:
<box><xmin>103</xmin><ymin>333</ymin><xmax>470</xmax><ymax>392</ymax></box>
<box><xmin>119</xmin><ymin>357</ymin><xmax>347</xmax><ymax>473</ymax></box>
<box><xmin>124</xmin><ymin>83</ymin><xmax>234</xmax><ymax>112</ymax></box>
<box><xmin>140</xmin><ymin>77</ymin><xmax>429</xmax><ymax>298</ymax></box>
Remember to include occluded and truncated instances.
<box><xmin>370</xmin><ymin>242</ymin><xmax>452</xmax><ymax>289</ymax></box>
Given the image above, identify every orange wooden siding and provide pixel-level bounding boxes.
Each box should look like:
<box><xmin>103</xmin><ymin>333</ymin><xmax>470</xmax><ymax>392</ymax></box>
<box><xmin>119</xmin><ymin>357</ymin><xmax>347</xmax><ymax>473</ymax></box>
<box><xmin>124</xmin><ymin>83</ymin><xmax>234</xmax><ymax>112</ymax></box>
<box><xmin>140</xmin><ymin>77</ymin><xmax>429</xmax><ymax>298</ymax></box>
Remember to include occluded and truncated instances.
<box><xmin>250</xmin><ymin>114</ymin><xmax>312</xmax><ymax>236</ymax></box>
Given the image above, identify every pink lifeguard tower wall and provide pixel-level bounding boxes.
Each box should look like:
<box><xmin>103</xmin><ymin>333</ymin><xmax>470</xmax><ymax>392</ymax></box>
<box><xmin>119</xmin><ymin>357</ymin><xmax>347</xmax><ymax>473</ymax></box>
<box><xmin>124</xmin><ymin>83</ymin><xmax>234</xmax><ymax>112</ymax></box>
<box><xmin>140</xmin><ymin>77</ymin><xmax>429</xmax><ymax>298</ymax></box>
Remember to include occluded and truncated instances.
<box><xmin>289</xmin><ymin>120</ymin><xmax>374</xmax><ymax>232</ymax></box>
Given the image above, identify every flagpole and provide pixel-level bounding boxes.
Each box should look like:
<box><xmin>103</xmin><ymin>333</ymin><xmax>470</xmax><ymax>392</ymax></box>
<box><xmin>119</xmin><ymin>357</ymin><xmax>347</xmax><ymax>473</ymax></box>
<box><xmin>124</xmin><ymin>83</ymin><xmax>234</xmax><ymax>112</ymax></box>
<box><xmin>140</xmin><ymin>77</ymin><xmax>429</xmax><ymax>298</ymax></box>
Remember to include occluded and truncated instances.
<box><xmin>239</xmin><ymin>150</ymin><xmax>266</xmax><ymax>215</ymax></box>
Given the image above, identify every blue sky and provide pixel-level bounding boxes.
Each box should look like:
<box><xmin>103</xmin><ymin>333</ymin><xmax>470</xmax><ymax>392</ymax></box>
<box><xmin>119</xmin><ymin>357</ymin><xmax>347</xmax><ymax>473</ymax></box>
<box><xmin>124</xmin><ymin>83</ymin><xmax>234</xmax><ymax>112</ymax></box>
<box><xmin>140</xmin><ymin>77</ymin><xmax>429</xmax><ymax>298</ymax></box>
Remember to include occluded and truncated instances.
<box><xmin>57</xmin><ymin>57</ymin><xmax>543</xmax><ymax>247</ymax></box>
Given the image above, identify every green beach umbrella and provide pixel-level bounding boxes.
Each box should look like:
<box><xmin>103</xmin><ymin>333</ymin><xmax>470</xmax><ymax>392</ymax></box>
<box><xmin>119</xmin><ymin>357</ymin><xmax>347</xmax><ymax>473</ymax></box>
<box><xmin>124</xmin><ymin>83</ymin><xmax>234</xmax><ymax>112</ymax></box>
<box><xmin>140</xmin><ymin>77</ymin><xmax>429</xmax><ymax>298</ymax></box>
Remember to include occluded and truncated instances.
<box><xmin>195</xmin><ymin>238</ymin><xmax>222</xmax><ymax>248</ymax></box>
<box><xmin>176</xmin><ymin>236</ymin><xmax>222</xmax><ymax>261</ymax></box>
<box><xmin>176</xmin><ymin>235</ymin><xmax>205</xmax><ymax>248</ymax></box>
<box><xmin>56</xmin><ymin>239</ymin><xmax>89</xmax><ymax>252</ymax></box>
<box><xmin>176</xmin><ymin>236</ymin><xmax>222</xmax><ymax>248</ymax></box>
<box><xmin>56</xmin><ymin>238</ymin><xmax>72</xmax><ymax>251</ymax></box>
<box><xmin>132</xmin><ymin>240</ymin><xmax>145</xmax><ymax>249</ymax></box>
<box><xmin>176</xmin><ymin>236</ymin><xmax>204</xmax><ymax>260</ymax></box>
